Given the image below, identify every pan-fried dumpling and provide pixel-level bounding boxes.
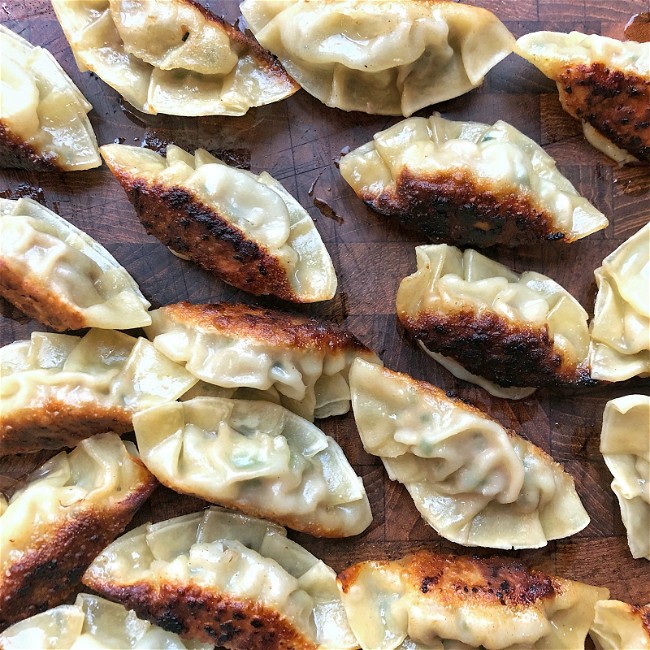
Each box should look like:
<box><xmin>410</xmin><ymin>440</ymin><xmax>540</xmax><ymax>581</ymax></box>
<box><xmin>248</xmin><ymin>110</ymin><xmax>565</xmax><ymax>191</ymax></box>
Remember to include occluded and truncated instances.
<box><xmin>396</xmin><ymin>244</ymin><xmax>592</xmax><ymax>393</ymax></box>
<box><xmin>51</xmin><ymin>0</ymin><xmax>298</xmax><ymax>116</ymax></box>
<box><xmin>589</xmin><ymin>222</ymin><xmax>650</xmax><ymax>382</ymax></box>
<box><xmin>0</xmin><ymin>593</ymin><xmax>210</xmax><ymax>649</ymax></box>
<box><xmin>0</xmin><ymin>197</ymin><xmax>151</xmax><ymax>331</ymax></box>
<box><xmin>337</xmin><ymin>550</ymin><xmax>609</xmax><ymax>650</ymax></box>
<box><xmin>134</xmin><ymin>397</ymin><xmax>371</xmax><ymax>537</ymax></box>
<box><xmin>83</xmin><ymin>507</ymin><xmax>358</xmax><ymax>649</ymax></box>
<box><xmin>0</xmin><ymin>25</ymin><xmax>100</xmax><ymax>171</ymax></box>
<box><xmin>516</xmin><ymin>31</ymin><xmax>649</xmax><ymax>163</ymax></box>
<box><xmin>0</xmin><ymin>433</ymin><xmax>156</xmax><ymax>631</ymax></box>
<box><xmin>590</xmin><ymin>600</ymin><xmax>650</xmax><ymax>650</ymax></box>
<box><xmin>101</xmin><ymin>144</ymin><xmax>336</xmax><ymax>302</ymax></box>
<box><xmin>0</xmin><ymin>329</ymin><xmax>197</xmax><ymax>455</ymax></box>
<box><xmin>145</xmin><ymin>302</ymin><xmax>381</xmax><ymax>421</ymax></box>
<box><xmin>350</xmin><ymin>359</ymin><xmax>589</xmax><ymax>549</ymax></box>
<box><xmin>600</xmin><ymin>394</ymin><xmax>650</xmax><ymax>560</ymax></box>
<box><xmin>339</xmin><ymin>113</ymin><xmax>608</xmax><ymax>247</ymax></box>
<box><xmin>240</xmin><ymin>0</ymin><xmax>514</xmax><ymax>116</ymax></box>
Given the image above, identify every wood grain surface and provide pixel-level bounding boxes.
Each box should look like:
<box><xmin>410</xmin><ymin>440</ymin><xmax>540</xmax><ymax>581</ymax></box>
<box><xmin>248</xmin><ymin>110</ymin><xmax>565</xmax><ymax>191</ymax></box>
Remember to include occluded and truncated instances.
<box><xmin>1</xmin><ymin>0</ymin><xmax>649</xmax><ymax>618</ymax></box>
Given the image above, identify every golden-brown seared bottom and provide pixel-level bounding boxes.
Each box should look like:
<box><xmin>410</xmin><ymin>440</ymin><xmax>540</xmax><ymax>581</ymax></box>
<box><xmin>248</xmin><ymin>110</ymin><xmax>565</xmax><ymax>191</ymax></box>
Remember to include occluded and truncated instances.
<box><xmin>81</xmin><ymin>578</ymin><xmax>317</xmax><ymax>650</ymax></box>
<box><xmin>0</xmin><ymin>260</ymin><xmax>86</xmax><ymax>331</ymax></box>
<box><xmin>365</xmin><ymin>168</ymin><xmax>562</xmax><ymax>247</ymax></box>
<box><xmin>399</xmin><ymin>307</ymin><xmax>593</xmax><ymax>388</ymax></box>
<box><xmin>0</xmin><ymin>402</ymin><xmax>134</xmax><ymax>456</ymax></box>
<box><xmin>0</xmin><ymin>477</ymin><xmax>156</xmax><ymax>631</ymax></box>
<box><xmin>0</xmin><ymin>122</ymin><xmax>58</xmax><ymax>171</ymax></box>
<box><xmin>558</xmin><ymin>63</ymin><xmax>650</xmax><ymax>162</ymax></box>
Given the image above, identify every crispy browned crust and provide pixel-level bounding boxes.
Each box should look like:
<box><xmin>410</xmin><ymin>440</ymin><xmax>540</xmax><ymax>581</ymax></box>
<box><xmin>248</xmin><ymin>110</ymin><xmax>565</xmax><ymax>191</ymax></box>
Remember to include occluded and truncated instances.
<box><xmin>108</xmin><ymin>164</ymin><xmax>301</xmax><ymax>300</ymax></box>
<box><xmin>0</xmin><ymin>400</ymin><xmax>134</xmax><ymax>456</ymax></box>
<box><xmin>639</xmin><ymin>604</ymin><xmax>650</xmax><ymax>637</ymax></box>
<box><xmin>557</xmin><ymin>63</ymin><xmax>650</xmax><ymax>162</ymax></box>
<box><xmin>0</xmin><ymin>259</ymin><xmax>86</xmax><ymax>331</ymax></box>
<box><xmin>160</xmin><ymin>301</ymin><xmax>374</xmax><ymax>353</ymax></box>
<box><xmin>0</xmin><ymin>462</ymin><xmax>156</xmax><ymax>631</ymax></box>
<box><xmin>399</xmin><ymin>306</ymin><xmax>593</xmax><ymax>387</ymax></box>
<box><xmin>364</xmin><ymin>167</ymin><xmax>564</xmax><ymax>248</ymax></box>
<box><xmin>0</xmin><ymin>121</ymin><xmax>58</xmax><ymax>171</ymax></box>
<box><xmin>81</xmin><ymin>577</ymin><xmax>317</xmax><ymax>649</ymax></box>
<box><xmin>338</xmin><ymin>550</ymin><xmax>563</xmax><ymax>609</ymax></box>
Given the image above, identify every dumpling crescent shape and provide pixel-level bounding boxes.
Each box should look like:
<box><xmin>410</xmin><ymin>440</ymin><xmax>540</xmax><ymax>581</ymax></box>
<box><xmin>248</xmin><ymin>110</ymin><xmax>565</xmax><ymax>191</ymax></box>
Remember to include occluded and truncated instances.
<box><xmin>0</xmin><ymin>24</ymin><xmax>100</xmax><ymax>171</ymax></box>
<box><xmin>51</xmin><ymin>0</ymin><xmax>299</xmax><ymax>116</ymax></box>
<box><xmin>101</xmin><ymin>144</ymin><xmax>337</xmax><ymax>303</ymax></box>
<box><xmin>590</xmin><ymin>599</ymin><xmax>650</xmax><ymax>650</ymax></box>
<box><xmin>0</xmin><ymin>433</ymin><xmax>156</xmax><ymax>631</ymax></box>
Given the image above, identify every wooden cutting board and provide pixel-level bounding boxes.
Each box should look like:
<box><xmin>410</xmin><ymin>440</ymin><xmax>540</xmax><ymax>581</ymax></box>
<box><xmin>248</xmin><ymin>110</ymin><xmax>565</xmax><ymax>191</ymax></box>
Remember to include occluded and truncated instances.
<box><xmin>1</xmin><ymin>0</ymin><xmax>649</xmax><ymax>613</ymax></box>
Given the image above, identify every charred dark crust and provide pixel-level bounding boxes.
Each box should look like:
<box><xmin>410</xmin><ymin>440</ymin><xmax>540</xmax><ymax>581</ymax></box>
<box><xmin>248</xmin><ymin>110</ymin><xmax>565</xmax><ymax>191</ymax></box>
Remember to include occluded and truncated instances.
<box><xmin>339</xmin><ymin>551</ymin><xmax>561</xmax><ymax>609</ymax></box>
<box><xmin>0</xmin><ymin>400</ymin><xmax>134</xmax><ymax>456</ymax></box>
<box><xmin>0</xmin><ymin>122</ymin><xmax>59</xmax><ymax>171</ymax></box>
<box><xmin>639</xmin><ymin>605</ymin><xmax>650</xmax><ymax>637</ymax></box>
<box><xmin>81</xmin><ymin>579</ymin><xmax>317</xmax><ymax>649</ymax></box>
<box><xmin>111</xmin><ymin>168</ymin><xmax>300</xmax><ymax>301</ymax></box>
<box><xmin>0</xmin><ymin>260</ymin><xmax>86</xmax><ymax>331</ymax></box>
<box><xmin>160</xmin><ymin>301</ymin><xmax>373</xmax><ymax>354</ymax></box>
<box><xmin>364</xmin><ymin>168</ymin><xmax>565</xmax><ymax>248</ymax></box>
<box><xmin>0</xmin><ymin>466</ymin><xmax>156</xmax><ymax>631</ymax></box>
<box><xmin>557</xmin><ymin>63</ymin><xmax>650</xmax><ymax>162</ymax></box>
<box><xmin>399</xmin><ymin>307</ymin><xmax>593</xmax><ymax>387</ymax></box>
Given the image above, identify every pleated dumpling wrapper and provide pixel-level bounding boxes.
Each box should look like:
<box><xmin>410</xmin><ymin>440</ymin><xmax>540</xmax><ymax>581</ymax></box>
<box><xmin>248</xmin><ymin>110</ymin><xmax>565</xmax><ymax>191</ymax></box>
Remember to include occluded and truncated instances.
<box><xmin>101</xmin><ymin>144</ymin><xmax>337</xmax><ymax>302</ymax></box>
<box><xmin>83</xmin><ymin>507</ymin><xmax>358</xmax><ymax>649</ymax></box>
<box><xmin>337</xmin><ymin>550</ymin><xmax>609</xmax><ymax>650</ymax></box>
<box><xmin>0</xmin><ymin>329</ymin><xmax>197</xmax><ymax>455</ymax></box>
<box><xmin>0</xmin><ymin>433</ymin><xmax>157</xmax><ymax>631</ymax></box>
<box><xmin>590</xmin><ymin>599</ymin><xmax>650</xmax><ymax>650</ymax></box>
<box><xmin>516</xmin><ymin>31</ymin><xmax>649</xmax><ymax>163</ymax></box>
<box><xmin>0</xmin><ymin>593</ymin><xmax>210</xmax><ymax>650</ymax></box>
<box><xmin>240</xmin><ymin>0</ymin><xmax>513</xmax><ymax>116</ymax></box>
<box><xmin>339</xmin><ymin>113</ymin><xmax>608</xmax><ymax>247</ymax></box>
<box><xmin>0</xmin><ymin>197</ymin><xmax>151</xmax><ymax>331</ymax></box>
<box><xmin>134</xmin><ymin>397</ymin><xmax>372</xmax><ymax>537</ymax></box>
<box><xmin>589</xmin><ymin>222</ymin><xmax>650</xmax><ymax>382</ymax></box>
<box><xmin>0</xmin><ymin>24</ymin><xmax>100</xmax><ymax>171</ymax></box>
<box><xmin>600</xmin><ymin>394</ymin><xmax>650</xmax><ymax>561</ymax></box>
<box><xmin>397</xmin><ymin>244</ymin><xmax>592</xmax><ymax>397</ymax></box>
<box><xmin>50</xmin><ymin>0</ymin><xmax>298</xmax><ymax>116</ymax></box>
<box><xmin>145</xmin><ymin>302</ymin><xmax>381</xmax><ymax>421</ymax></box>
<box><xmin>350</xmin><ymin>359</ymin><xmax>589</xmax><ymax>549</ymax></box>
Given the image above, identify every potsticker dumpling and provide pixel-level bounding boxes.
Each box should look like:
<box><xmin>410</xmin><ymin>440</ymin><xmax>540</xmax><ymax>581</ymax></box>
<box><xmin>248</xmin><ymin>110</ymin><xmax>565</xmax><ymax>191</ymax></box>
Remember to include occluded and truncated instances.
<box><xmin>0</xmin><ymin>198</ymin><xmax>151</xmax><ymax>331</ymax></box>
<box><xmin>337</xmin><ymin>550</ymin><xmax>609</xmax><ymax>650</ymax></box>
<box><xmin>590</xmin><ymin>600</ymin><xmax>650</xmax><ymax>650</ymax></box>
<box><xmin>340</xmin><ymin>113</ymin><xmax>608</xmax><ymax>247</ymax></box>
<box><xmin>134</xmin><ymin>397</ymin><xmax>372</xmax><ymax>537</ymax></box>
<box><xmin>240</xmin><ymin>0</ymin><xmax>514</xmax><ymax>116</ymax></box>
<box><xmin>350</xmin><ymin>359</ymin><xmax>589</xmax><ymax>549</ymax></box>
<box><xmin>0</xmin><ymin>594</ymin><xmax>210</xmax><ymax>650</ymax></box>
<box><xmin>51</xmin><ymin>0</ymin><xmax>298</xmax><ymax>116</ymax></box>
<box><xmin>0</xmin><ymin>25</ymin><xmax>100</xmax><ymax>171</ymax></box>
<box><xmin>600</xmin><ymin>394</ymin><xmax>650</xmax><ymax>560</ymax></box>
<box><xmin>0</xmin><ymin>433</ymin><xmax>156</xmax><ymax>631</ymax></box>
<box><xmin>101</xmin><ymin>144</ymin><xmax>337</xmax><ymax>302</ymax></box>
<box><xmin>589</xmin><ymin>222</ymin><xmax>650</xmax><ymax>382</ymax></box>
<box><xmin>145</xmin><ymin>302</ymin><xmax>381</xmax><ymax>421</ymax></box>
<box><xmin>83</xmin><ymin>507</ymin><xmax>358</xmax><ymax>649</ymax></box>
<box><xmin>397</xmin><ymin>244</ymin><xmax>592</xmax><ymax>394</ymax></box>
<box><xmin>0</xmin><ymin>329</ymin><xmax>196</xmax><ymax>455</ymax></box>
<box><xmin>516</xmin><ymin>31</ymin><xmax>649</xmax><ymax>163</ymax></box>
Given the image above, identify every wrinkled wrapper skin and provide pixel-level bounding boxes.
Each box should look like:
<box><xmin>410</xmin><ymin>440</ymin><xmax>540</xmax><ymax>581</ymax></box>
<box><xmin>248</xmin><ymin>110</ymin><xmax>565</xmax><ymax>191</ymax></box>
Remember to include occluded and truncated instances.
<box><xmin>590</xmin><ymin>600</ymin><xmax>650</xmax><ymax>650</ymax></box>
<box><xmin>51</xmin><ymin>0</ymin><xmax>298</xmax><ymax>116</ymax></box>
<box><xmin>241</xmin><ymin>0</ymin><xmax>514</xmax><ymax>116</ymax></box>
<box><xmin>339</xmin><ymin>113</ymin><xmax>607</xmax><ymax>247</ymax></box>
<box><xmin>0</xmin><ymin>434</ymin><xmax>157</xmax><ymax>631</ymax></box>
<box><xmin>397</xmin><ymin>244</ymin><xmax>592</xmax><ymax>389</ymax></box>
<box><xmin>516</xmin><ymin>31</ymin><xmax>650</xmax><ymax>163</ymax></box>
<box><xmin>83</xmin><ymin>507</ymin><xmax>358</xmax><ymax>649</ymax></box>
<box><xmin>0</xmin><ymin>25</ymin><xmax>100</xmax><ymax>171</ymax></box>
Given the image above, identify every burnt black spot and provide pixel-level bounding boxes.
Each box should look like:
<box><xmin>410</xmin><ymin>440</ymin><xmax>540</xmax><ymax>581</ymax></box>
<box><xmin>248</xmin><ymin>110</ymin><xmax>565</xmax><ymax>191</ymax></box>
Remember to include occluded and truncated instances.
<box><xmin>155</xmin><ymin>612</ymin><xmax>186</xmax><ymax>634</ymax></box>
<box><xmin>420</xmin><ymin>576</ymin><xmax>439</xmax><ymax>593</ymax></box>
<box><xmin>251</xmin><ymin>618</ymin><xmax>264</xmax><ymax>628</ymax></box>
